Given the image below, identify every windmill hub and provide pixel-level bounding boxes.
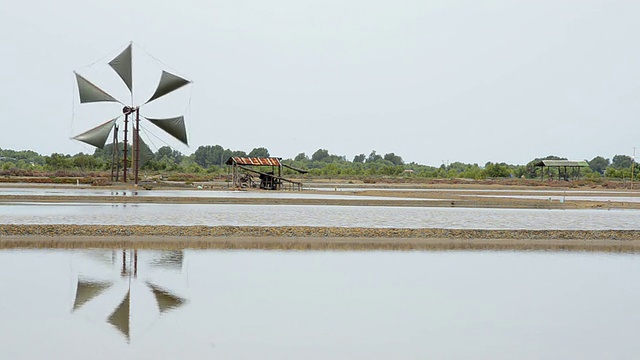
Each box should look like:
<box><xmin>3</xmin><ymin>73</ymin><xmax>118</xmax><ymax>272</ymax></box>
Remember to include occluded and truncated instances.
<box><xmin>122</xmin><ymin>106</ymin><xmax>137</xmax><ymax>115</ymax></box>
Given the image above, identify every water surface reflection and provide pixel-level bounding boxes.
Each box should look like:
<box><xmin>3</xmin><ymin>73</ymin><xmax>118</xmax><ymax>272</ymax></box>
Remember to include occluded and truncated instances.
<box><xmin>1</xmin><ymin>249</ymin><xmax>639</xmax><ymax>359</ymax></box>
<box><xmin>70</xmin><ymin>250</ymin><xmax>187</xmax><ymax>343</ymax></box>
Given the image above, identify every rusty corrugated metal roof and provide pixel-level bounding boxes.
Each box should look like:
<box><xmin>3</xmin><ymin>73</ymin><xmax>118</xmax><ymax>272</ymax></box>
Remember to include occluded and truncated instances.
<box><xmin>226</xmin><ymin>157</ymin><xmax>281</xmax><ymax>166</ymax></box>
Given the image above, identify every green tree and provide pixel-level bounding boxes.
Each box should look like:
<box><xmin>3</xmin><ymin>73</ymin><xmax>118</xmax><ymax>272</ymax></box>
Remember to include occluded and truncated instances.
<box><xmin>383</xmin><ymin>153</ymin><xmax>404</xmax><ymax>165</ymax></box>
<box><xmin>45</xmin><ymin>153</ymin><xmax>72</xmax><ymax>170</ymax></box>
<box><xmin>588</xmin><ymin>156</ymin><xmax>609</xmax><ymax>174</ymax></box>
<box><xmin>485</xmin><ymin>162</ymin><xmax>510</xmax><ymax>178</ymax></box>
<box><xmin>194</xmin><ymin>145</ymin><xmax>225</xmax><ymax>167</ymax></box>
<box><xmin>156</xmin><ymin>146</ymin><xmax>184</xmax><ymax>163</ymax></box>
<box><xmin>294</xmin><ymin>153</ymin><xmax>308</xmax><ymax>162</ymax></box>
<box><xmin>366</xmin><ymin>150</ymin><xmax>382</xmax><ymax>163</ymax></box>
<box><xmin>248</xmin><ymin>147</ymin><xmax>270</xmax><ymax>158</ymax></box>
<box><xmin>353</xmin><ymin>154</ymin><xmax>366</xmax><ymax>163</ymax></box>
<box><xmin>0</xmin><ymin>149</ymin><xmax>44</xmax><ymax>166</ymax></box>
<box><xmin>311</xmin><ymin>149</ymin><xmax>330</xmax><ymax>162</ymax></box>
<box><xmin>611</xmin><ymin>154</ymin><xmax>633</xmax><ymax>169</ymax></box>
<box><xmin>72</xmin><ymin>153</ymin><xmax>100</xmax><ymax>171</ymax></box>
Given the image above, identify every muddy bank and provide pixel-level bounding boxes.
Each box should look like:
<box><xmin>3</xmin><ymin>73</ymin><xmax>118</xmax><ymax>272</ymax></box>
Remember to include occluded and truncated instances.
<box><xmin>2</xmin><ymin>225</ymin><xmax>640</xmax><ymax>252</ymax></box>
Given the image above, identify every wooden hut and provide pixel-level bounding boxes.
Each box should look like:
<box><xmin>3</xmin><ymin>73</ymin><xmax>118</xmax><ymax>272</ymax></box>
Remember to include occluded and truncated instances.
<box><xmin>534</xmin><ymin>160</ymin><xmax>588</xmax><ymax>181</ymax></box>
<box><xmin>225</xmin><ymin>157</ymin><xmax>307</xmax><ymax>190</ymax></box>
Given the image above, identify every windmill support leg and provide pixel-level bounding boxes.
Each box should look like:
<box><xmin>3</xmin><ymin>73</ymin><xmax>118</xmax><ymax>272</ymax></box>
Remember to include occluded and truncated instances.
<box><xmin>123</xmin><ymin>113</ymin><xmax>129</xmax><ymax>183</ymax></box>
<box><xmin>111</xmin><ymin>126</ymin><xmax>118</xmax><ymax>182</ymax></box>
<box><xmin>115</xmin><ymin>129</ymin><xmax>120</xmax><ymax>182</ymax></box>
<box><xmin>134</xmin><ymin>108</ymin><xmax>140</xmax><ymax>186</ymax></box>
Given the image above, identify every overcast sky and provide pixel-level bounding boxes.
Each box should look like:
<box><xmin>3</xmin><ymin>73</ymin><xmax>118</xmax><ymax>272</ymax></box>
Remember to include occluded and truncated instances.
<box><xmin>2</xmin><ymin>0</ymin><xmax>640</xmax><ymax>166</ymax></box>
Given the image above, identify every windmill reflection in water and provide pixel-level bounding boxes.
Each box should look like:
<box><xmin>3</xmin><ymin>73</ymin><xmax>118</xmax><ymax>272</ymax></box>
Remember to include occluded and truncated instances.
<box><xmin>71</xmin><ymin>250</ymin><xmax>188</xmax><ymax>343</ymax></box>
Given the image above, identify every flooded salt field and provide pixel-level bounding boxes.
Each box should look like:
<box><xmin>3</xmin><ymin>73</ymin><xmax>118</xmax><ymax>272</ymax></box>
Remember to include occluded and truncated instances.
<box><xmin>0</xmin><ymin>202</ymin><xmax>639</xmax><ymax>229</ymax></box>
<box><xmin>1</xmin><ymin>249</ymin><xmax>638</xmax><ymax>360</ymax></box>
<box><xmin>3</xmin><ymin>186</ymin><xmax>640</xmax><ymax>203</ymax></box>
<box><xmin>0</xmin><ymin>187</ymin><xmax>425</xmax><ymax>201</ymax></box>
<box><xmin>466</xmin><ymin>194</ymin><xmax>640</xmax><ymax>203</ymax></box>
<box><xmin>314</xmin><ymin>186</ymin><xmax>640</xmax><ymax>195</ymax></box>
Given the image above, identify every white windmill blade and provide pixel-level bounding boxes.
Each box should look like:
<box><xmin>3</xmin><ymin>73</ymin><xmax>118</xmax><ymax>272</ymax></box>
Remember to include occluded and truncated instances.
<box><xmin>144</xmin><ymin>116</ymin><xmax>189</xmax><ymax>146</ymax></box>
<box><xmin>74</xmin><ymin>72</ymin><xmax>121</xmax><ymax>104</ymax></box>
<box><xmin>72</xmin><ymin>118</ymin><xmax>118</xmax><ymax>149</ymax></box>
<box><xmin>145</xmin><ymin>70</ymin><xmax>191</xmax><ymax>105</ymax></box>
<box><xmin>108</xmin><ymin>43</ymin><xmax>133</xmax><ymax>93</ymax></box>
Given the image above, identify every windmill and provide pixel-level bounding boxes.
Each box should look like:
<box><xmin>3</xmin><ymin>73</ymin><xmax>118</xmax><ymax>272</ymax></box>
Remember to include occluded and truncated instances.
<box><xmin>72</xmin><ymin>43</ymin><xmax>191</xmax><ymax>185</ymax></box>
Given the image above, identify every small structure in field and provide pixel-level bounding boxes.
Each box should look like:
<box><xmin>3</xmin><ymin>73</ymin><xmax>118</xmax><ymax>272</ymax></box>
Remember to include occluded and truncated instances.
<box><xmin>226</xmin><ymin>157</ymin><xmax>307</xmax><ymax>190</ymax></box>
<box><xmin>534</xmin><ymin>160</ymin><xmax>588</xmax><ymax>181</ymax></box>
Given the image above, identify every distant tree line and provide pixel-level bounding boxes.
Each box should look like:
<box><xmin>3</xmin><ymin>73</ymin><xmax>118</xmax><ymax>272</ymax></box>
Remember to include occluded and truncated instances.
<box><xmin>0</xmin><ymin>146</ymin><xmax>638</xmax><ymax>181</ymax></box>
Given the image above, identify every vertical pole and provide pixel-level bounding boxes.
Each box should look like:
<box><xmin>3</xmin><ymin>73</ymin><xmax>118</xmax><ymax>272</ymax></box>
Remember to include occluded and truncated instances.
<box><xmin>123</xmin><ymin>113</ymin><xmax>129</xmax><ymax>182</ymax></box>
<box><xmin>134</xmin><ymin>108</ymin><xmax>140</xmax><ymax>186</ymax></box>
<box><xmin>114</xmin><ymin>128</ymin><xmax>120</xmax><ymax>183</ymax></box>
<box><xmin>111</xmin><ymin>125</ymin><xmax>118</xmax><ymax>182</ymax></box>
<box><xmin>131</xmin><ymin>122</ymin><xmax>136</xmax><ymax>184</ymax></box>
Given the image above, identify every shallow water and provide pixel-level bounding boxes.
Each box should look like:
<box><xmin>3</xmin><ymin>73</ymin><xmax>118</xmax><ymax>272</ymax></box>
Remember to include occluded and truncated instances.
<box><xmin>467</xmin><ymin>194</ymin><xmax>640</xmax><ymax>202</ymax></box>
<box><xmin>0</xmin><ymin>249</ymin><xmax>638</xmax><ymax>360</ymax></box>
<box><xmin>313</xmin><ymin>186</ymin><xmax>640</xmax><ymax>195</ymax></box>
<box><xmin>0</xmin><ymin>187</ymin><xmax>426</xmax><ymax>201</ymax></box>
<box><xmin>0</xmin><ymin>202</ymin><xmax>638</xmax><ymax>229</ymax></box>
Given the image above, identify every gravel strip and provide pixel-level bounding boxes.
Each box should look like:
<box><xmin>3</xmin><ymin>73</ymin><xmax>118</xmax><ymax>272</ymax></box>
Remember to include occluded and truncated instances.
<box><xmin>1</xmin><ymin>224</ymin><xmax>640</xmax><ymax>240</ymax></box>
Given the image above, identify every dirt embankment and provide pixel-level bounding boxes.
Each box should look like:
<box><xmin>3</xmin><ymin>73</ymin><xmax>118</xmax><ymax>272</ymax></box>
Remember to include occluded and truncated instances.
<box><xmin>2</xmin><ymin>225</ymin><xmax>640</xmax><ymax>252</ymax></box>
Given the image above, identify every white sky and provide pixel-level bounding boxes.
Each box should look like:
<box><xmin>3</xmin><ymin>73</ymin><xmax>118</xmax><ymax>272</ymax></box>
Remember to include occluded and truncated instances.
<box><xmin>1</xmin><ymin>0</ymin><xmax>640</xmax><ymax>166</ymax></box>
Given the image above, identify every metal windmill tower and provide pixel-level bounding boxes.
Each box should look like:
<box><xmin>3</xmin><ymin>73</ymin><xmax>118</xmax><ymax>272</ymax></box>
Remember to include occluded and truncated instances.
<box><xmin>72</xmin><ymin>43</ymin><xmax>191</xmax><ymax>185</ymax></box>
